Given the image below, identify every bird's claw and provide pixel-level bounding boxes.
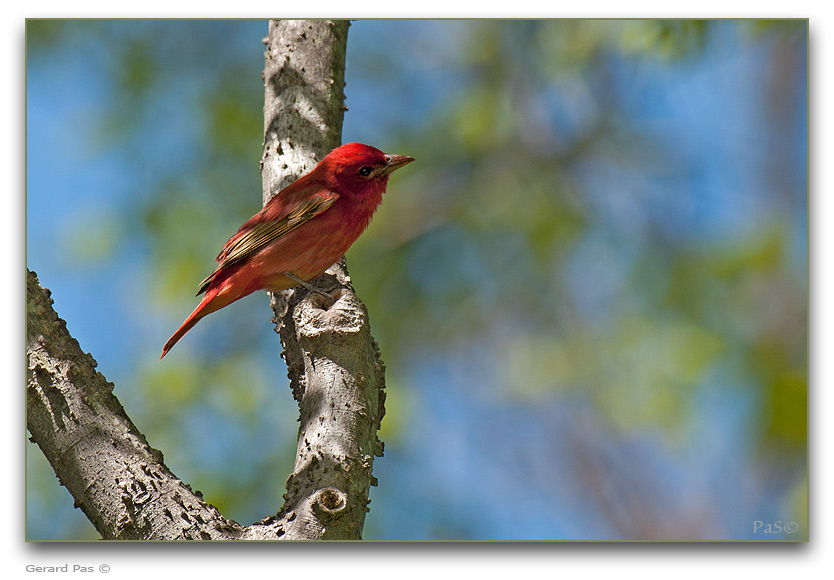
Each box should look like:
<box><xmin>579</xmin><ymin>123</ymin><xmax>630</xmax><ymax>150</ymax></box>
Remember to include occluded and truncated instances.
<box><xmin>285</xmin><ymin>272</ymin><xmax>339</xmax><ymax>300</ymax></box>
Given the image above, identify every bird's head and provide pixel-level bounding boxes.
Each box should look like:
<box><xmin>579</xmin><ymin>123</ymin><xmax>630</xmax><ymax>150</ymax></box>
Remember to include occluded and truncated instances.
<box><xmin>319</xmin><ymin>142</ymin><xmax>414</xmax><ymax>197</ymax></box>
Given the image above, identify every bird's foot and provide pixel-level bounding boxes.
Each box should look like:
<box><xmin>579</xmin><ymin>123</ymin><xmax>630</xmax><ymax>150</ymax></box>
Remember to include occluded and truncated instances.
<box><xmin>285</xmin><ymin>272</ymin><xmax>340</xmax><ymax>302</ymax></box>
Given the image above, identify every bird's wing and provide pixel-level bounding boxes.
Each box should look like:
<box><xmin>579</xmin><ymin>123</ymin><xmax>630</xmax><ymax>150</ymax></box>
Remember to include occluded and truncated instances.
<box><xmin>197</xmin><ymin>191</ymin><xmax>338</xmax><ymax>295</ymax></box>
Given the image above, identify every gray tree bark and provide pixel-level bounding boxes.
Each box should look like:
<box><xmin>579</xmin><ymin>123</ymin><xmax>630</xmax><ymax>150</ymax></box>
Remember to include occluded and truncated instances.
<box><xmin>254</xmin><ymin>19</ymin><xmax>387</xmax><ymax>541</ymax></box>
<box><xmin>27</xmin><ymin>270</ymin><xmax>245</xmax><ymax>540</ymax></box>
<box><xmin>26</xmin><ymin>19</ymin><xmax>386</xmax><ymax>541</ymax></box>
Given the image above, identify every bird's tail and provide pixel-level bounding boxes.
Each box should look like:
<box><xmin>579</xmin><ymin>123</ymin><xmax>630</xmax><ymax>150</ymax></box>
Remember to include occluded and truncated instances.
<box><xmin>160</xmin><ymin>286</ymin><xmax>227</xmax><ymax>359</ymax></box>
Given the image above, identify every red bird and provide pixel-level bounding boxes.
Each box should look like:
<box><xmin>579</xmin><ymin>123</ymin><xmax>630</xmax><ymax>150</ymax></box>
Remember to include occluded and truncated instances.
<box><xmin>161</xmin><ymin>142</ymin><xmax>414</xmax><ymax>358</ymax></box>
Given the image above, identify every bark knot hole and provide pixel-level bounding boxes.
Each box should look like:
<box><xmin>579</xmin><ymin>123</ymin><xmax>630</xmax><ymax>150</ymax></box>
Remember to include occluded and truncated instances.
<box><xmin>314</xmin><ymin>487</ymin><xmax>347</xmax><ymax>517</ymax></box>
<box><xmin>308</xmin><ymin>289</ymin><xmax>340</xmax><ymax>311</ymax></box>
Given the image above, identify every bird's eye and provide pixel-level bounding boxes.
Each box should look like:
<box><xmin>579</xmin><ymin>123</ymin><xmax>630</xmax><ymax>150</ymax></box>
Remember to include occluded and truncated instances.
<box><xmin>358</xmin><ymin>166</ymin><xmax>372</xmax><ymax>177</ymax></box>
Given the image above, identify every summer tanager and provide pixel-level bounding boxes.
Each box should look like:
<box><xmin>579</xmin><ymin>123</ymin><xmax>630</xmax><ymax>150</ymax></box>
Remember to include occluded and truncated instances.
<box><xmin>161</xmin><ymin>142</ymin><xmax>414</xmax><ymax>358</ymax></box>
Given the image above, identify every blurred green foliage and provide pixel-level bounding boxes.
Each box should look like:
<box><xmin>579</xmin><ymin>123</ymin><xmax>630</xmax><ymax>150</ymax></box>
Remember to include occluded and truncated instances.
<box><xmin>26</xmin><ymin>19</ymin><xmax>806</xmax><ymax>540</ymax></box>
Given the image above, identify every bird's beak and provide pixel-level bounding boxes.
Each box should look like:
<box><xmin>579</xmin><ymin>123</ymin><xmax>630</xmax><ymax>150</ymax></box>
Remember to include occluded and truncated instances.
<box><xmin>380</xmin><ymin>154</ymin><xmax>415</xmax><ymax>176</ymax></box>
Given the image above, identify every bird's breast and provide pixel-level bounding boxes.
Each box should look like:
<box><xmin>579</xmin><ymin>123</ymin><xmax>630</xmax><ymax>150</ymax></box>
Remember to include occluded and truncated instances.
<box><xmin>252</xmin><ymin>195</ymin><xmax>379</xmax><ymax>283</ymax></box>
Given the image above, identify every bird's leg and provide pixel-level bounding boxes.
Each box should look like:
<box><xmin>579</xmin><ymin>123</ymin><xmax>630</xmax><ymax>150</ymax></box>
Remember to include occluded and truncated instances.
<box><xmin>285</xmin><ymin>272</ymin><xmax>337</xmax><ymax>298</ymax></box>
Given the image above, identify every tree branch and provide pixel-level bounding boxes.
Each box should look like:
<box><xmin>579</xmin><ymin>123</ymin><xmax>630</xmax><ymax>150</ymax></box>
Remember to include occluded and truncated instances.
<box><xmin>26</xmin><ymin>19</ymin><xmax>384</xmax><ymax>542</ymax></box>
<box><xmin>252</xmin><ymin>19</ymin><xmax>387</xmax><ymax>541</ymax></box>
<box><xmin>26</xmin><ymin>270</ymin><xmax>245</xmax><ymax>540</ymax></box>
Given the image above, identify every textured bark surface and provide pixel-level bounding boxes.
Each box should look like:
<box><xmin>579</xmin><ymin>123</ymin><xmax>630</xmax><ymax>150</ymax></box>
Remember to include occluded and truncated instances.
<box><xmin>27</xmin><ymin>270</ymin><xmax>245</xmax><ymax>540</ymax></box>
<box><xmin>254</xmin><ymin>19</ymin><xmax>388</xmax><ymax>541</ymax></box>
<box><xmin>261</xmin><ymin>19</ymin><xmax>350</xmax><ymax>199</ymax></box>
<box><xmin>26</xmin><ymin>19</ymin><xmax>384</xmax><ymax>542</ymax></box>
